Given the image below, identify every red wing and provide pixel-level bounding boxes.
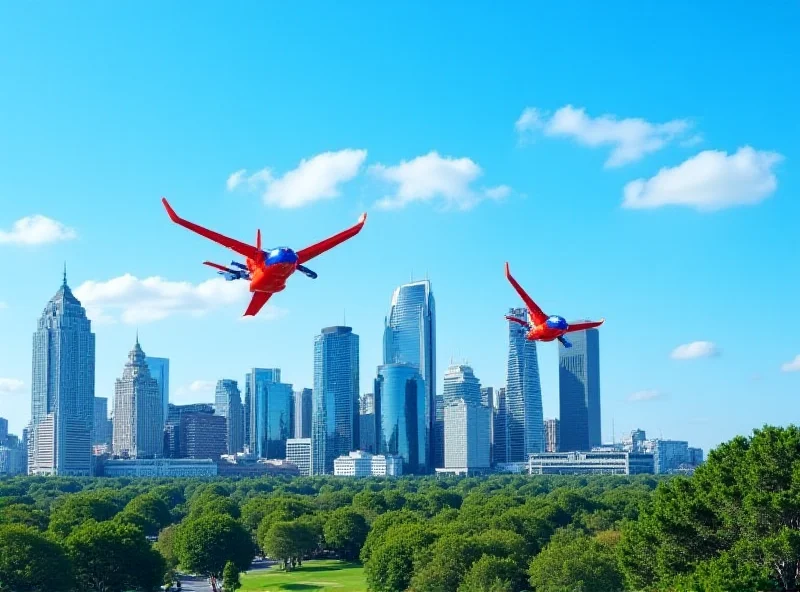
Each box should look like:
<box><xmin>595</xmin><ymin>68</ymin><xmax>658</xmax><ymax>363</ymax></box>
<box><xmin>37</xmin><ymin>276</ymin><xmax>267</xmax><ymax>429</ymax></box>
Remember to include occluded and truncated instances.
<box><xmin>162</xmin><ymin>197</ymin><xmax>261</xmax><ymax>261</ymax></box>
<box><xmin>505</xmin><ymin>262</ymin><xmax>547</xmax><ymax>326</ymax></box>
<box><xmin>296</xmin><ymin>213</ymin><xmax>367</xmax><ymax>265</ymax></box>
<box><xmin>203</xmin><ymin>261</ymin><xmax>230</xmax><ymax>273</ymax></box>
<box><xmin>566</xmin><ymin>319</ymin><xmax>605</xmax><ymax>332</ymax></box>
<box><xmin>244</xmin><ymin>291</ymin><xmax>273</xmax><ymax>317</ymax></box>
<box><xmin>505</xmin><ymin>315</ymin><xmax>530</xmax><ymax>328</ymax></box>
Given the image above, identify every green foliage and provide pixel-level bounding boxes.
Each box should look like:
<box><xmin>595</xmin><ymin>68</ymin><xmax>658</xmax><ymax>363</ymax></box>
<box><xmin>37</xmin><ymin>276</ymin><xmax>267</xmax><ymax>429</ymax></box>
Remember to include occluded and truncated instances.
<box><xmin>65</xmin><ymin>519</ymin><xmax>165</xmax><ymax>592</ymax></box>
<box><xmin>116</xmin><ymin>492</ymin><xmax>172</xmax><ymax>536</ymax></box>
<box><xmin>364</xmin><ymin>522</ymin><xmax>436</xmax><ymax>592</ymax></box>
<box><xmin>174</xmin><ymin>512</ymin><xmax>254</xmax><ymax>580</ymax></box>
<box><xmin>154</xmin><ymin>524</ymin><xmax>179</xmax><ymax>570</ymax></box>
<box><xmin>257</xmin><ymin>519</ymin><xmax>318</xmax><ymax>569</ymax></box>
<box><xmin>48</xmin><ymin>490</ymin><xmax>123</xmax><ymax>538</ymax></box>
<box><xmin>0</xmin><ymin>502</ymin><xmax>48</xmax><ymax>531</ymax></box>
<box><xmin>360</xmin><ymin>509</ymin><xmax>423</xmax><ymax>563</ymax></box>
<box><xmin>323</xmin><ymin>508</ymin><xmax>369</xmax><ymax>561</ymax></box>
<box><xmin>223</xmin><ymin>560</ymin><xmax>241</xmax><ymax>591</ymax></box>
<box><xmin>240</xmin><ymin>494</ymin><xmax>314</xmax><ymax>532</ymax></box>
<box><xmin>188</xmin><ymin>492</ymin><xmax>241</xmax><ymax>519</ymax></box>
<box><xmin>0</xmin><ymin>524</ymin><xmax>73</xmax><ymax>592</ymax></box>
<box><xmin>458</xmin><ymin>555</ymin><xmax>527</xmax><ymax>592</ymax></box>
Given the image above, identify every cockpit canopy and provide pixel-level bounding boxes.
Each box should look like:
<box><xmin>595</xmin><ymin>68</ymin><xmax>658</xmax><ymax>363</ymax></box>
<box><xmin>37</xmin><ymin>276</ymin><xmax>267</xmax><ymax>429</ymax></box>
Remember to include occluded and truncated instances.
<box><xmin>264</xmin><ymin>247</ymin><xmax>298</xmax><ymax>265</ymax></box>
<box><xmin>545</xmin><ymin>315</ymin><xmax>568</xmax><ymax>330</ymax></box>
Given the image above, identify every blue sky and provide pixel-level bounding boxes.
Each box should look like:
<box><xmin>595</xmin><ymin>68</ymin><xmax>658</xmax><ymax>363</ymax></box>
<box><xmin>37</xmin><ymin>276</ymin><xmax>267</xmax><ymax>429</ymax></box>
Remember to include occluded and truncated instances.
<box><xmin>0</xmin><ymin>2</ymin><xmax>798</xmax><ymax>455</ymax></box>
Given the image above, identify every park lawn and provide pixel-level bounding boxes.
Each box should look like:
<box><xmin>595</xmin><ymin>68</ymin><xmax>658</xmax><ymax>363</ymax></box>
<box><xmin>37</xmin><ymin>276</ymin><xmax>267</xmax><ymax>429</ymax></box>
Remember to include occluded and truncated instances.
<box><xmin>240</xmin><ymin>560</ymin><xmax>367</xmax><ymax>591</ymax></box>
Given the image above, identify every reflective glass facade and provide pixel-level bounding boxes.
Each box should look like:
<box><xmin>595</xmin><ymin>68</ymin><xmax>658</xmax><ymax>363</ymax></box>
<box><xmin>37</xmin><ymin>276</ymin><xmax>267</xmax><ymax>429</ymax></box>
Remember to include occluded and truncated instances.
<box><xmin>312</xmin><ymin>327</ymin><xmax>359</xmax><ymax>475</ymax></box>
<box><xmin>293</xmin><ymin>388</ymin><xmax>312</xmax><ymax>439</ymax></box>
<box><xmin>374</xmin><ymin>363</ymin><xmax>427</xmax><ymax>474</ymax></box>
<box><xmin>144</xmin><ymin>357</ymin><xmax>169</xmax><ymax>428</ymax></box>
<box><xmin>383</xmin><ymin>280</ymin><xmax>436</xmax><ymax>468</ymax></box>
<box><xmin>442</xmin><ymin>364</ymin><xmax>482</xmax><ymax>406</ymax></box>
<box><xmin>216</xmin><ymin>379</ymin><xmax>244</xmax><ymax>454</ymax></box>
<box><xmin>245</xmin><ymin>368</ymin><xmax>283</xmax><ymax>458</ymax></box>
<box><xmin>558</xmin><ymin>328</ymin><xmax>601</xmax><ymax>451</ymax></box>
<box><xmin>506</xmin><ymin>308</ymin><xmax>544</xmax><ymax>461</ymax></box>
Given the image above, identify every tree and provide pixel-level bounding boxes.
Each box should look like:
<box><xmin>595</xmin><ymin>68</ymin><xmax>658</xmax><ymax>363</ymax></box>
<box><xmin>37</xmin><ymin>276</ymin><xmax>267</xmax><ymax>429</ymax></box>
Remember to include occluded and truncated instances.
<box><xmin>458</xmin><ymin>555</ymin><xmax>526</xmax><ymax>592</ymax></box>
<box><xmin>528</xmin><ymin>530</ymin><xmax>622</xmax><ymax>592</ymax></box>
<box><xmin>154</xmin><ymin>524</ymin><xmax>179</xmax><ymax>572</ymax></box>
<box><xmin>257</xmin><ymin>520</ymin><xmax>314</xmax><ymax>570</ymax></box>
<box><xmin>65</xmin><ymin>519</ymin><xmax>165</xmax><ymax>592</ymax></box>
<box><xmin>0</xmin><ymin>503</ymin><xmax>48</xmax><ymax>531</ymax></box>
<box><xmin>188</xmin><ymin>493</ymin><xmax>241</xmax><ymax>520</ymax></box>
<box><xmin>48</xmin><ymin>491</ymin><xmax>121</xmax><ymax>538</ymax></box>
<box><xmin>323</xmin><ymin>508</ymin><xmax>369</xmax><ymax>561</ymax></box>
<box><xmin>0</xmin><ymin>524</ymin><xmax>73</xmax><ymax>592</ymax></box>
<box><xmin>117</xmin><ymin>493</ymin><xmax>172</xmax><ymax>537</ymax></box>
<box><xmin>174</xmin><ymin>512</ymin><xmax>254</xmax><ymax>592</ymax></box>
<box><xmin>365</xmin><ymin>523</ymin><xmax>436</xmax><ymax>592</ymax></box>
<box><xmin>408</xmin><ymin>534</ymin><xmax>485</xmax><ymax>592</ymax></box>
<box><xmin>222</xmin><ymin>560</ymin><xmax>241</xmax><ymax>591</ymax></box>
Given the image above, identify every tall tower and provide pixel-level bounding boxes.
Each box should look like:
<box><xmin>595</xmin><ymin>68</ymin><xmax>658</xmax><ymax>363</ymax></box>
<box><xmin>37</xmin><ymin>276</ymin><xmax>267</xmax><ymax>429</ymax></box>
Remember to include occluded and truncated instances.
<box><xmin>293</xmin><ymin>388</ymin><xmax>312</xmax><ymax>439</ymax></box>
<box><xmin>112</xmin><ymin>337</ymin><xmax>163</xmax><ymax>459</ymax></box>
<box><xmin>492</xmin><ymin>387</ymin><xmax>508</xmax><ymax>464</ymax></box>
<box><xmin>312</xmin><ymin>326</ymin><xmax>359</xmax><ymax>475</ymax></box>
<box><xmin>29</xmin><ymin>270</ymin><xmax>95</xmax><ymax>476</ymax></box>
<box><xmin>505</xmin><ymin>308</ymin><xmax>544</xmax><ymax>461</ymax></box>
<box><xmin>374</xmin><ymin>363</ymin><xmax>427</xmax><ymax>474</ymax></box>
<box><xmin>558</xmin><ymin>328</ymin><xmax>601</xmax><ymax>451</ymax></box>
<box><xmin>215</xmin><ymin>379</ymin><xmax>244</xmax><ymax>454</ymax></box>
<box><xmin>144</xmin><ymin>356</ymin><xmax>170</xmax><ymax>429</ymax></box>
<box><xmin>245</xmin><ymin>369</ymin><xmax>292</xmax><ymax>459</ymax></box>
<box><xmin>442</xmin><ymin>364</ymin><xmax>482</xmax><ymax>407</ymax></box>
<box><xmin>383</xmin><ymin>280</ymin><xmax>436</xmax><ymax>469</ymax></box>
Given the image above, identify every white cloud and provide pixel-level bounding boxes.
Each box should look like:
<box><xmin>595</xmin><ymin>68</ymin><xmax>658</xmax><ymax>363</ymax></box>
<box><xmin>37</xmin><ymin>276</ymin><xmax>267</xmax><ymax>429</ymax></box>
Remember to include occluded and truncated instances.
<box><xmin>623</xmin><ymin>147</ymin><xmax>783</xmax><ymax>211</ymax></box>
<box><xmin>175</xmin><ymin>380</ymin><xmax>216</xmax><ymax>399</ymax></box>
<box><xmin>782</xmin><ymin>355</ymin><xmax>800</xmax><ymax>372</ymax></box>
<box><xmin>671</xmin><ymin>341</ymin><xmax>720</xmax><ymax>360</ymax></box>
<box><xmin>0</xmin><ymin>215</ymin><xmax>77</xmax><ymax>245</ymax></box>
<box><xmin>628</xmin><ymin>389</ymin><xmax>664</xmax><ymax>402</ymax></box>
<box><xmin>515</xmin><ymin>104</ymin><xmax>691</xmax><ymax>167</ymax></box>
<box><xmin>227</xmin><ymin>149</ymin><xmax>367</xmax><ymax>208</ymax></box>
<box><xmin>680</xmin><ymin>134</ymin><xmax>704</xmax><ymax>147</ymax></box>
<box><xmin>73</xmin><ymin>274</ymin><xmax>284</xmax><ymax>324</ymax></box>
<box><xmin>370</xmin><ymin>151</ymin><xmax>511</xmax><ymax>211</ymax></box>
<box><xmin>0</xmin><ymin>378</ymin><xmax>25</xmax><ymax>394</ymax></box>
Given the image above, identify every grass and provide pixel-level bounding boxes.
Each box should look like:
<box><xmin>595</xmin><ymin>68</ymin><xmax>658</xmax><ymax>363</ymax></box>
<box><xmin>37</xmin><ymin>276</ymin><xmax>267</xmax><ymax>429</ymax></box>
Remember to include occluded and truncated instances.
<box><xmin>240</xmin><ymin>560</ymin><xmax>367</xmax><ymax>591</ymax></box>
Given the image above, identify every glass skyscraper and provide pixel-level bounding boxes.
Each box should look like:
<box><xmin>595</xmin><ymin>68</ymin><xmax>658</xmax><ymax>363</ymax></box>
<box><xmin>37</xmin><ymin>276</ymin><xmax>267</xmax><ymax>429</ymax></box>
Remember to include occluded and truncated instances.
<box><xmin>113</xmin><ymin>338</ymin><xmax>163</xmax><ymax>459</ymax></box>
<box><xmin>442</xmin><ymin>364</ymin><xmax>482</xmax><ymax>407</ymax></box>
<box><xmin>144</xmin><ymin>356</ymin><xmax>169</xmax><ymax>428</ymax></box>
<box><xmin>558</xmin><ymin>328</ymin><xmax>601</xmax><ymax>451</ymax></box>
<box><xmin>374</xmin><ymin>363</ymin><xmax>427</xmax><ymax>474</ymax></box>
<box><xmin>29</xmin><ymin>272</ymin><xmax>96</xmax><ymax>476</ymax></box>
<box><xmin>492</xmin><ymin>387</ymin><xmax>508</xmax><ymax>464</ymax></box>
<box><xmin>92</xmin><ymin>397</ymin><xmax>112</xmax><ymax>447</ymax></box>
<box><xmin>293</xmin><ymin>388</ymin><xmax>312</xmax><ymax>439</ymax></box>
<box><xmin>506</xmin><ymin>307</ymin><xmax>544</xmax><ymax>461</ymax></box>
<box><xmin>215</xmin><ymin>379</ymin><xmax>244</xmax><ymax>454</ymax></box>
<box><xmin>245</xmin><ymin>368</ymin><xmax>292</xmax><ymax>459</ymax></box>
<box><xmin>383</xmin><ymin>280</ymin><xmax>436</xmax><ymax>468</ymax></box>
<box><xmin>312</xmin><ymin>326</ymin><xmax>359</xmax><ymax>475</ymax></box>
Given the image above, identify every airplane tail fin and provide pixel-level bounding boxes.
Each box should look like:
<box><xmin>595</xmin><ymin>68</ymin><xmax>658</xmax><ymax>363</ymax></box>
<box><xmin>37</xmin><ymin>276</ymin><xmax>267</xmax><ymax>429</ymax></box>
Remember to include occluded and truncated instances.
<box><xmin>256</xmin><ymin>229</ymin><xmax>262</xmax><ymax>251</ymax></box>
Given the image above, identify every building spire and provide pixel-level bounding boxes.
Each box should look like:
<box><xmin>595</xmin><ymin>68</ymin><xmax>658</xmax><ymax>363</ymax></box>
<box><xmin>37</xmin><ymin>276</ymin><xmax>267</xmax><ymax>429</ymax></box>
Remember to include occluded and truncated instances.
<box><xmin>62</xmin><ymin>262</ymin><xmax>67</xmax><ymax>287</ymax></box>
<box><xmin>136</xmin><ymin>328</ymin><xmax>139</xmax><ymax>346</ymax></box>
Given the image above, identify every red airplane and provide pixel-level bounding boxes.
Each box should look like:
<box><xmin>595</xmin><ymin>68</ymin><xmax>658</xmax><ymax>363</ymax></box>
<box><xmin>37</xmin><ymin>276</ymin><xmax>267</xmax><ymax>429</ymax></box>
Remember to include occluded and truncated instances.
<box><xmin>162</xmin><ymin>197</ymin><xmax>367</xmax><ymax>317</ymax></box>
<box><xmin>504</xmin><ymin>262</ymin><xmax>604</xmax><ymax>348</ymax></box>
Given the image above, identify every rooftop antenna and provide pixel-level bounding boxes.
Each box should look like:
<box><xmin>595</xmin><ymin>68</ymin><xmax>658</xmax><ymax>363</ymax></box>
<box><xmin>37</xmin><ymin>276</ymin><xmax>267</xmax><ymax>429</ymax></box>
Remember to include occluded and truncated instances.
<box><xmin>62</xmin><ymin>262</ymin><xmax>67</xmax><ymax>287</ymax></box>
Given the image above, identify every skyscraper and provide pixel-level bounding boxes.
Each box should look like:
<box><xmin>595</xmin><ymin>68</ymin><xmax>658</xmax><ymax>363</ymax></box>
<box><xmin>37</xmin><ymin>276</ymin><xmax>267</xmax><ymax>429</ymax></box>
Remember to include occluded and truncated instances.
<box><xmin>29</xmin><ymin>271</ymin><xmax>95</xmax><ymax>476</ymax></box>
<box><xmin>506</xmin><ymin>308</ymin><xmax>544</xmax><ymax>461</ymax></box>
<box><xmin>480</xmin><ymin>386</ymin><xmax>493</xmax><ymax>408</ymax></box>
<box><xmin>312</xmin><ymin>326</ymin><xmax>359</xmax><ymax>475</ymax></box>
<box><xmin>374</xmin><ymin>363</ymin><xmax>427</xmax><ymax>474</ymax></box>
<box><xmin>442</xmin><ymin>364</ymin><xmax>482</xmax><ymax>407</ymax></box>
<box><xmin>558</xmin><ymin>328</ymin><xmax>601</xmax><ymax>451</ymax></box>
<box><xmin>383</xmin><ymin>280</ymin><xmax>436</xmax><ymax>468</ymax></box>
<box><xmin>215</xmin><ymin>379</ymin><xmax>244</xmax><ymax>454</ymax></box>
<box><xmin>93</xmin><ymin>397</ymin><xmax>112</xmax><ymax>447</ymax></box>
<box><xmin>492</xmin><ymin>387</ymin><xmax>508</xmax><ymax>464</ymax></box>
<box><xmin>112</xmin><ymin>338</ymin><xmax>163</xmax><ymax>459</ymax></box>
<box><xmin>144</xmin><ymin>356</ymin><xmax>169</xmax><ymax>428</ymax></box>
<box><xmin>293</xmin><ymin>388</ymin><xmax>312</xmax><ymax>439</ymax></box>
<box><xmin>0</xmin><ymin>418</ymin><xmax>7</xmax><ymax>445</ymax></box>
<box><xmin>359</xmin><ymin>393</ymin><xmax>377</xmax><ymax>453</ymax></box>
<box><xmin>544</xmin><ymin>418</ymin><xmax>560</xmax><ymax>452</ymax></box>
<box><xmin>246</xmin><ymin>369</ymin><xmax>292</xmax><ymax>459</ymax></box>
<box><xmin>444</xmin><ymin>398</ymin><xmax>491</xmax><ymax>472</ymax></box>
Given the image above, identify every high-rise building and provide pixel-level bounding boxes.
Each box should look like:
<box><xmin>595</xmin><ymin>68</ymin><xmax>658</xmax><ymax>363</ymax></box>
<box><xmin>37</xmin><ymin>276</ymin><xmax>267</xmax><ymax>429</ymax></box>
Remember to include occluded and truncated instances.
<box><xmin>215</xmin><ymin>379</ymin><xmax>244</xmax><ymax>454</ymax></box>
<box><xmin>506</xmin><ymin>308</ymin><xmax>544</xmax><ymax>461</ymax></box>
<box><xmin>360</xmin><ymin>392</ymin><xmax>375</xmax><ymax>415</ymax></box>
<box><xmin>374</xmin><ymin>363</ymin><xmax>427</xmax><ymax>474</ymax></box>
<box><xmin>645</xmin><ymin>439</ymin><xmax>689</xmax><ymax>474</ymax></box>
<box><xmin>492</xmin><ymin>387</ymin><xmax>508</xmax><ymax>464</ymax></box>
<box><xmin>286</xmin><ymin>438</ymin><xmax>312</xmax><ymax>476</ymax></box>
<box><xmin>559</xmin><ymin>328</ymin><xmax>601</xmax><ymax>451</ymax></box>
<box><xmin>144</xmin><ymin>356</ymin><xmax>169</xmax><ymax>428</ymax></box>
<box><xmin>180</xmin><ymin>412</ymin><xmax>226</xmax><ymax>459</ymax></box>
<box><xmin>443</xmin><ymin>398</ymin><xmax>491</xmax><ymax>473</ymax></box>
<box><xmin>29</xmin><ymin>271</ymin><xmax>95</xmax><ymax>476</ymax></box>
<box><xmin>443</xmin><ymin>364</ymin><xmax>482</xmax><ymax>407</ymax></box>
<box><xmin>93</xmin><ymin>397</ymin><xmax>112</xmax><ymax>447</ymax></box>
<box><xmin>245</xmin><ymin>368</ymin><xmax>281</xmax><ymax>456</ymax></box>
<box><xmin>0</xmin><ymin>418</ymin><xmax>7</xmax><ymax>445</ymax></box>
<box><xmin>688</xmin><ymin>447</ymin><xmax>704</xmax><ymax>466</ymax></box>
<box><xmin>293</xmin><ymin>388</ymin><xmax>312</xmax><ymax>439</ymax></box>
<box><xmin>622</xmin><ymin>429</ymin><xmax>647</xmax><ymax>453</ymax></box>
<box><xmin>544</xmin><ymin>418</ymin><xmax>560</xmax><ymax>452</ymax></box>
<box><xmin>112</xmin><ymin>338</ymin><xmax>163</xmax><ymax>459</ymax></box>
<box><xmin>383</xmin><ymin>280</ymin><xmax>436</xmax><ymax>468</ymax></box>
<box><xmin>312</xmin><ymin>326</ymin><xmax>359</xmax><ymax>475</ymax></box>
<box><xmin>164</xmin><ymin>403</ymin><xmax>214</xmax><ymax>458</ymax></box>
<box><xmin>480</xmin><ymin>387</ymin><xmax>493</xmax><ymax>408</ymax></box>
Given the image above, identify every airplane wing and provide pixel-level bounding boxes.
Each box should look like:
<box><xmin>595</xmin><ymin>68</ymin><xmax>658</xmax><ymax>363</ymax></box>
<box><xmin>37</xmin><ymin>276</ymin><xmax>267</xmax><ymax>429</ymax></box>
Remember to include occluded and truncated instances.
<box><xmin>296</xmin><ymin>213</ymin><xmax>367</xmax><ymax>265</ymax></box>
<box><xmin>566</xmin><ymin>319</ymin><xmax>605</xmax><ymax>332</ymax></box>
<box><xmin>244</xmin><ymin>291</ymin><xmax>273</xmax><ymax>317</ymax></box>
<box><xmin>505</xmin><ymin>262</ymin><xmax>547</xmax><ymax>326</ymax></box>
<box><xmin>162</xmin><ymin>197</ymin><xmax>261</xmax><ymax>261</ymax></box>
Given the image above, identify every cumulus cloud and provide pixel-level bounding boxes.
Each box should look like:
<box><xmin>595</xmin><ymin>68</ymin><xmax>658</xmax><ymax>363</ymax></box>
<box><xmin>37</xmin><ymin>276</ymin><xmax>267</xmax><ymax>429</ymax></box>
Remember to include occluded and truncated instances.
<box><xmin>670</xmin><ymin>341</ymin><xmax>720</xmax><ymax>360</ymax></box>
<box><xmin>227</xmin><ymin>149</ymin><xmax>367</xmax><ymax>208</ymax></box>
<box><xmin>73</xmin><ymin>274</ymin><xmax>286</xmax><ymax>324</ymax></box>
<box><xmin>515</xmin><ymin>104</ymin><xmax>691</xmax><ymax>167</ymax></box>
<box><xmin>0</xmin><ymin>215</ymin><xmax>77</xmax><ymax>245</ymax></box>
<box><xmin>370</xmin><ymin>151</ymin><xmax>511</xmax><ymax>211</ymax></box>
<box><xmin>0</xmin><ymin>378</ymin><xmax>25</xmax><ymax>394</ymax></box>
<box><xmin>628</xmin><ymin>389</ymin><xmax>664</xmax><ymax>402</ymax></box>
<box><xmin>623</xmin><ymin>146</ymin><xmax>783</xmax><ymax>211</ymax></box>
<box><xmin>782</xmin><ymin>355</ymin><xmax>800</xmax><ymax>372</ymax></box>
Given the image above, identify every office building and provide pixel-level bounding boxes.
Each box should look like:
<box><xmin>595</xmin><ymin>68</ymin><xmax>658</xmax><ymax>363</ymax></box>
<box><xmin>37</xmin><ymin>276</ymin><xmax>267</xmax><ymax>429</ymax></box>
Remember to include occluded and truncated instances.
<box><xmin>92</xmin><ymin>397</ymin><xmax>112</xmax><ymax>447</ymax></box>
<box><xmin>492</xmin><ymin>387</ymin><xmax>508</xmax><ymax>464</ymax></box>
<box><xmin>374</xmin><ymin>363</ymin><xmax>427</xmax><ymax>474</ymax></box>
<box><xmin>286</xmin><ymin>438</ymin><xmax>312</xmax><ymax>476</ymax></box>
<box><xmin>688</xmin><ymin>447</ymin><xmax>704</xmax><ymax>466</ymax></box>
<box><xmin>293</xmin><ymin>388</ymin><xmax>312</xmax><ymax>439</ymax></box>
<box><xmin>180</xmin><ymin>412</ymin><xmax>227</xmax><ymax>460</ymax></box>
<box><xmin>112</xmin><ymin>338</ymin><xmax>163</xmax><ymax>459</ymax></box>
<box><xmin>443</xmin><ymin>363</ymin><xmax>482</xmax><ymax>407</ymax></box>
<box><xmin>443</xmin><ymin>398</ymin><xmax>491</xmax><ymax>474</ymax></box>
<box><xmin>215</xmin><ymin>379</ymin><xmax>244</xmax><ymax>454</ymax></box>
<box><xmin>480</xmin><ymin>387</ymin><xmax>493</xmax><ymax>408</ymax></box>
<box><xmin>359</xmin><ymin>392</ymin><xmax>377</xmax><ymax>453</ymax></box>
<box><xmin>506</xmin><ymin>308</ymin><xmax>543</xmax><ymax>461</ymax></box>
<box><xmin>383</xmin><ymin>280</ymin><xmax>436</xmax><ymax>468</ymax></box>
<box><xmin>559</xmin><ymin>328</ymin><xmax>601</xmax><ymax>451</ymax></box>
<box><xmin>245</xmin><ymin>368</ymin><xmax>291</xmax><ymax>458</ymax></box>
<box><xmin>144</xmin><ymin>356</ymin><xmax>169</xmax><ymax>428</ymax></box>
<box><xmin>645</xmin><ymin>439</ymin><xmax>689</xmax><ymax>474</ymax></box>
<box><xmin>312</xmin><ymin>326</ymin><xmax>359</xmax><ymax>474</ymax></box>
<box><xmin>622</xmin><ymin>429</ymin><xmax>647</xmax><ymax>453</ymax></box>
<box><xmin>29</xmin><ymin>270</ymin><xmax>95</xmax><ymax>476</ymax></box>
<box><xmin>102</xmin><ymin>458</ymin><xmax>217</xmax><ymax>478</ymax></box>
<box><xmin>0</xmin><ymin>418</ymin><xmax>7</xmax><ymax>444</ymax></box>
<box><xmin>544</xmin><ymin>418</ymin><xmax>560</xmax><ymax>452</ymax></box>
<box><xmin>333</xmin><ymin>450</ymin><xmax>403</xmax><ymax>477</ymax></box>
<box><xmin>528</xmin><ymin>451</ymin><xmax>654</xmax><ymax>475</ymax></box>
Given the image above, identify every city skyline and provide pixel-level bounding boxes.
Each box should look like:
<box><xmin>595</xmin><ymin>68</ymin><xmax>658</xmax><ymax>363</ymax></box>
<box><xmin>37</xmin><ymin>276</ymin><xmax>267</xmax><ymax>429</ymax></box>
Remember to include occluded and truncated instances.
<box><xmin>1</xmin><ymin>3</ymin><xmax>798</xmax><ymax>458</ymax></box>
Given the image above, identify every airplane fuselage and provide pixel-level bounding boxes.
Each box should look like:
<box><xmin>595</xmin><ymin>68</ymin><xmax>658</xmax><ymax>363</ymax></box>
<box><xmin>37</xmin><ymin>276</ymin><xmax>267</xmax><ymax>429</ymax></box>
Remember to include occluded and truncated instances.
<box><xmin>527</xmin><ymin>315</ymin><xmax>569</xmax><ymax>342</ymax></box>
<box><xmin>246</xmin><ymin>247</ymin><xmax>299</xmax><ymax>293</ymax></box>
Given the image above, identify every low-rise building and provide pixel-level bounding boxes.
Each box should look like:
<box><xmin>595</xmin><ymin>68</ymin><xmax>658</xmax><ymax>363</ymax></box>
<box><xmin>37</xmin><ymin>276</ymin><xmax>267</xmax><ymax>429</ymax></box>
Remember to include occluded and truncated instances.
<box><xmin>333</xmin><ymin>450</ymin><xmax>402</xmax><ymax>477</ymax></box>
<box><xmin>528</xmin><ymin>451</ymin><xmax>654</xmax><ymax>475</ymax></box>
<box><xmin>101</xmin><ymin>458</ymin><xmax>218</xmax><ymax>478</ymax></box>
